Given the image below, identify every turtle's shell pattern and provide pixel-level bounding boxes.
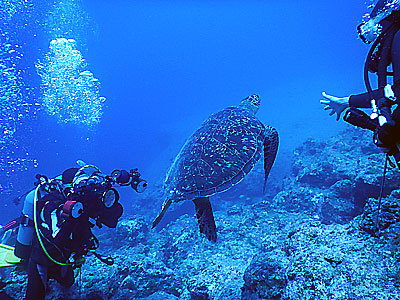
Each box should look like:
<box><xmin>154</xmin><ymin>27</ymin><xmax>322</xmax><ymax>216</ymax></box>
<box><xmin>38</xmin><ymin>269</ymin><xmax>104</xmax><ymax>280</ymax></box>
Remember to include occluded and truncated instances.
<box><xmin>165</xmin><ymin>106</ymin><xmax>267</xmax><ymax>201</ymax></box>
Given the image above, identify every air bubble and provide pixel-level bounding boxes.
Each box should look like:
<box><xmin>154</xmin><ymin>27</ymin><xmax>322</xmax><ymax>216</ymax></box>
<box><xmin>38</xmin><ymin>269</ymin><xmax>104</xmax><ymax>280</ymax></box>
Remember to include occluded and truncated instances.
<box><xmin>36</xmin><ymin>38</ymin><xmax>106</xmax><ymax>127</ymax></box>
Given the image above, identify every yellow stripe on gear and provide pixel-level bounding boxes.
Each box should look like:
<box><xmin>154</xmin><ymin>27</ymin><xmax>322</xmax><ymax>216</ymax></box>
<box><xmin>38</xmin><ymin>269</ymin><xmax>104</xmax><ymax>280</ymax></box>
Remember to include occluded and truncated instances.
<box><xmin>0</xmin><ymin>244</ymin><xmax>20</xmax><ymax>267</ymax></box>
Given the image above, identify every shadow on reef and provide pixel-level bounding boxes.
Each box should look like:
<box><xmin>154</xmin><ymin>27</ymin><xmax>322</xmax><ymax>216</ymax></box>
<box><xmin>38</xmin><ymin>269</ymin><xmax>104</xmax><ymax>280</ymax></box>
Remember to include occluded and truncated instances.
<box><xmin>3</xmin><ymin>128</ymin><xmax>400</xmax><ymax>299</ymax></box>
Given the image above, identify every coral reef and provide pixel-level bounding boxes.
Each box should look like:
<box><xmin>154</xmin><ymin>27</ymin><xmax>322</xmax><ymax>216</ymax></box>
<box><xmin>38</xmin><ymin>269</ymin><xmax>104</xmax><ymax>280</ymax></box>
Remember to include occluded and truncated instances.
<box><xmin>2</xmin><ymin>128</ymin><xmax>400</xmax><ymax>299</ymax></box>
<box><xmin>272</xmin><ymin>128</ymin><xmax>400</xmax><ymax>225</ymax></box>
<box><xmin>242</xmin><ymin>251</ymin><xmax>289</xmax><ymax>299</ymax></box>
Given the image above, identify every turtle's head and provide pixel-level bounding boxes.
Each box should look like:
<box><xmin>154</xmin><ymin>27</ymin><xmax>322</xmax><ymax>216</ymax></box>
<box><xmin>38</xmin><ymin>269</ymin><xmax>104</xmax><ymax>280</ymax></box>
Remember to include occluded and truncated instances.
<box><xmin>240</xmin><ymin>94</ymin><xmax>260</xmax><ymax>114</ymax></box>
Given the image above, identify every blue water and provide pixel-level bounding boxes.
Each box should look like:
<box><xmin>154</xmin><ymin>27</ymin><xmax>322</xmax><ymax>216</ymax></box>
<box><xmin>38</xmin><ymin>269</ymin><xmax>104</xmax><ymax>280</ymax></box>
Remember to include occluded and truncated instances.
<box><xmin>0</xmin><ymin>0</ymin><xmax>368</xmax><ymax>221</ymax></box>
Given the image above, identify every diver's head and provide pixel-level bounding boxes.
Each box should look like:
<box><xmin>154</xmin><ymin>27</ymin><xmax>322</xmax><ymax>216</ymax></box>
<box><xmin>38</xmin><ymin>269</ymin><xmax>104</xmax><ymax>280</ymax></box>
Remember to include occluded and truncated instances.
<box><xmin>62</xmin><ymin>168</ymin><xmax>80</xmax><ymax>184</ymax></box>
<box><xmin>240</xmin><ymin>94</ymin><xmax>260</xmax><ymax>114</ymax></box>
<box><xmin>358</xmin><ymin>0</ymin><xmax>400</xmax><ymax>44</ymax></box>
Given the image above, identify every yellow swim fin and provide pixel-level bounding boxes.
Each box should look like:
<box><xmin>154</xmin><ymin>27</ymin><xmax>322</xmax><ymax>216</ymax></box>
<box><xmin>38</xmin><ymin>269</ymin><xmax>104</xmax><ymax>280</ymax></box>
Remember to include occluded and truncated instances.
<box><xmin>0</xmin><ymin>244</ymin><xmax>20</xmax><ymax>267</ymax></box>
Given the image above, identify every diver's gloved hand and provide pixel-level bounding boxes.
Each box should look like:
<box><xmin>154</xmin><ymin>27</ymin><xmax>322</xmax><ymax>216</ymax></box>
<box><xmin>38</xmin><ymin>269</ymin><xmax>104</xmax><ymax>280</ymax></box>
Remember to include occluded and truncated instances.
<box><xmin>320</xmin><ymin>92</ymin><xmax>349</xmax><ymax>121</ymax></box>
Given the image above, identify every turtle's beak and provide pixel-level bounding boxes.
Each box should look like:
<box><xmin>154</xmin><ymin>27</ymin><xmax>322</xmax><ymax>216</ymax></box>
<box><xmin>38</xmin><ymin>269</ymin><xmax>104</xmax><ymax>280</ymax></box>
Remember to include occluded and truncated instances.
<box><xmin>252</xmin><ymin>105</ymin><xmax>260</xmax><ymax>114</ymax></box>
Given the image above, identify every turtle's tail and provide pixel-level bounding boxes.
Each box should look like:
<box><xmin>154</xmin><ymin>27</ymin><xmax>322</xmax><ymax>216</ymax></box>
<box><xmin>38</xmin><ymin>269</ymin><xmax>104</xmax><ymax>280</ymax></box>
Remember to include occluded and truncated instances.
<box><xmin>152</xmin><ymin>199</ymin><xmax>172</xmax><ymax>229</ymax></box>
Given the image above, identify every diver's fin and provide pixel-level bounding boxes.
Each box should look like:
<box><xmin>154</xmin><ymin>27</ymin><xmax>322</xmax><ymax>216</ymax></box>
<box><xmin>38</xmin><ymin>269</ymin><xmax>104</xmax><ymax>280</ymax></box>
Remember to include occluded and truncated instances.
<box><xmin>0</xmin><ymin>244</ymin><xmax>20</xmax><ymax>267</ymax></box>
<box><xmin>263</xmin><ymin>126</ymin><xmax>279</xmax><ymax>193</ymax></box>
<box><xmin>152</xmin><ymin>199</ymin><xmax>172</xmax><ymax>229</ymax></box>
<box><xmin>193</xmin><ymin>197</ymin><xmax>217</xmax><ymax>242</ymax></box>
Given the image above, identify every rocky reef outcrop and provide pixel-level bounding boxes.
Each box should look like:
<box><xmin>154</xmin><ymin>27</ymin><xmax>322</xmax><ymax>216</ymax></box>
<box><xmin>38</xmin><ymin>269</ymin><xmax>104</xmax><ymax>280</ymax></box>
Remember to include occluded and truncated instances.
<box><xmin>272</xmin><ymin>128</ymin><xmax>400</xmax><ymax>225</ymax></box>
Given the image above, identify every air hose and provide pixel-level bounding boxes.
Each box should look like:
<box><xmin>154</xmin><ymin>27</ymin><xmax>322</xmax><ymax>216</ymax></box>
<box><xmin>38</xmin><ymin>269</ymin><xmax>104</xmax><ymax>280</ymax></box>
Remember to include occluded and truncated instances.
<box><xmin>374</xmin><ymin>153</ymin><xmax>389</xmax><ymax>232</ymax></box>
<box><xmin>33</xmin><ymin>184</ymin><xmax>71</xmax><ymax>266</ymax></box>
<box><xmin>364</xmin><ymin>23</ymin><xmax>397</xmax><ymax>118</ymax></box>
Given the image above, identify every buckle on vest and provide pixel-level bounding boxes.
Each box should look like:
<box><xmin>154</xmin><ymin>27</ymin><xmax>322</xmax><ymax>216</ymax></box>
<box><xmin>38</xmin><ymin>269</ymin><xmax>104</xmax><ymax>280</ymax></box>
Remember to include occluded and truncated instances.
<box><xmin>20</xmin><ymin>214</ymin><xmax>34</xmax><ymax>227</ymax></box>
<box><xmin>384</xmin><ymin>84</ymin><xmax>396</xmax><ymax>102</ymax></box>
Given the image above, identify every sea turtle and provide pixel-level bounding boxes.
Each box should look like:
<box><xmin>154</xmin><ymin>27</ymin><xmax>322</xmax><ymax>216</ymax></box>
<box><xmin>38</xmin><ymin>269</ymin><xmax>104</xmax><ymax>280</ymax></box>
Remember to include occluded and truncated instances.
<box><xmin>152</xmin><ymin>94</ymin><xmax>279</xmax><ymax>242</ymax></box>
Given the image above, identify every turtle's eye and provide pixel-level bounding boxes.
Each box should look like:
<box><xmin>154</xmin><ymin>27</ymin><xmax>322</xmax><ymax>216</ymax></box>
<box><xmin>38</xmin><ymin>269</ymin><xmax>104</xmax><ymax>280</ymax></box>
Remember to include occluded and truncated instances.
<box><xmin>248</xmin><ymin>94</ymin><xmax>260</xmax><ymax>107</ymax></box>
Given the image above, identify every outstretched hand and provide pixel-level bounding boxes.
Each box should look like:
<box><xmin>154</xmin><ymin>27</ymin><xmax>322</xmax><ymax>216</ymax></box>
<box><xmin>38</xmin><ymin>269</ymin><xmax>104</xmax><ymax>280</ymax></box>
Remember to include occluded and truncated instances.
<box><xmin>320</xmin><ymin>92</ymin><xmax>349</xmax><ymax>121</ymax></box>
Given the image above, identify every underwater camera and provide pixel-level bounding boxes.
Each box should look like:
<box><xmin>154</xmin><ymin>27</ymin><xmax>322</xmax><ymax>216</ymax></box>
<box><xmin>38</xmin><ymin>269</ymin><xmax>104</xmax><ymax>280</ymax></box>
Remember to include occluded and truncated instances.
<box><xmin>64</xmin><ymin>177</ymin><xmax>121</xmax><ymax>228</ymax></box>
<box><xmin>343</xmin><ymin>107</ymin><xmax>378</xmax><ymax>131</ymax></box>
<box><xmin>14</xmin><ymin>164</ymin><xmax>148</xmax><ymax>260</ymax></box>
<box><xmin>344</xmin><ymin>107</ymin><xmax>400</xmax><ymax>168</ymax></box>
<box><xmin>67</xmin><ymin>167</ymin><xmax>147</xmax><ymax>223</ymax></box>
<box><xmin>111</xmin><ymin>168</ymin><xmax>148</xmax><ymax>193</ymax></box>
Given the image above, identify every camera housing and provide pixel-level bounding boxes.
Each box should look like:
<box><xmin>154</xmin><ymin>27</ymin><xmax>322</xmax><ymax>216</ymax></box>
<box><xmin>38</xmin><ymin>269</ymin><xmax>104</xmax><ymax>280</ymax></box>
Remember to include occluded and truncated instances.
<box><xmin>110</xmin><ymin>168</ymin><xmax>148</xmax><ymax>193</ymax></box>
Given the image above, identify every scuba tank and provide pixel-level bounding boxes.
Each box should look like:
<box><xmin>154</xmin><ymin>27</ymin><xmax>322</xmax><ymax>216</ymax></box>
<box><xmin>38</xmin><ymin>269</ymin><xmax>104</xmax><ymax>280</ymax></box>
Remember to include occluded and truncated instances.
<box><xmin>14</xmin><ymin>189</ymin><xmax>44</xmax><ymax>259</ymax></box>
<box><xmin>14</xmin><ymin>175</ymin><xmax>59</xmax><ymax>259</ymax></box>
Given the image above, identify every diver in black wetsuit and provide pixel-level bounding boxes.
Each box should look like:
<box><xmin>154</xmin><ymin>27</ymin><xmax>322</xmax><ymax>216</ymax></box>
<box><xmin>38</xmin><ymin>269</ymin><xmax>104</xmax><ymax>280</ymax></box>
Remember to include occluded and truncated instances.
<box><xmin>321</xmin><ymin>0</ymin><xmax>400</xmax><ymax>154</ymax></box>
<box><xmin>11</xmin><ymin>163</ymin><xmax>147</xmax><ymax>300</ymax></box>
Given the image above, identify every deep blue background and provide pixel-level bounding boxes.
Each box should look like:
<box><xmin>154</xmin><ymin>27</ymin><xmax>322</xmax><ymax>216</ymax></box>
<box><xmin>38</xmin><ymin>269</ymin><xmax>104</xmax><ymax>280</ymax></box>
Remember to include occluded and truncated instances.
<box><xmin>1</xmin><ymin>0</ymin><xmax>371</xmax><ymax>221</ymax></box>
<box><xmin>82</xmin><ymin>0</ymin><xmax>368</xmax><ymax>172</ymax></box>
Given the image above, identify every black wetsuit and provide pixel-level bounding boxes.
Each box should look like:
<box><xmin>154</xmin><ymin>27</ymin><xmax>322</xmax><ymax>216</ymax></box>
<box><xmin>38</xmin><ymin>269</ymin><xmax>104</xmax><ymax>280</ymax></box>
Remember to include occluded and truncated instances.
<box><xmin>25</xmin><ymin>191</ymin><xmax>94</xmax><ymax>300</ymax></box>
<box><xmin>349</xmin><ymin>30</ymin><xmax>400</xmax><ymax>106</ymax></box>
<box><xmin>24</xmin><ymin>178</ymin><xmax>123</xmax><ymax>300</ymax></box>
<box><xmin>349</xmin><ymin>28</ymin><xmax>400</xmax><ymax>146</ymax></box>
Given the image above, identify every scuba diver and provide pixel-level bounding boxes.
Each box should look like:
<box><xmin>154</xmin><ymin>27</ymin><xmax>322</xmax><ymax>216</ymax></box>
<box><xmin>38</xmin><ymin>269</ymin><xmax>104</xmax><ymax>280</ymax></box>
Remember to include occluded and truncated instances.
<box><xmin>5</xmin><ymin>160</ymin><xmax>147</xmax><ymax>300</ymax></box>
<box><xmin>321</xmin><ymin>0</ymin><xmax>400</xmax><ymax>162</ymax></box>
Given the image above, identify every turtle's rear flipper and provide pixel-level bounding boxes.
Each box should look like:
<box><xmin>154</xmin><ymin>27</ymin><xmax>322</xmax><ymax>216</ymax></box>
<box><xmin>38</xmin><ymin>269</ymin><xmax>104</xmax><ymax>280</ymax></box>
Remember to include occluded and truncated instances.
<box><xmin>263</xmin><ymin>126</ymin><xmax>279</xmax><ymax>192</ymax></box>
<box><xmin>193</xmin><ymin>197</ymin><xmax>217</xmax><ymax>242</ymax></box>
<box><xmin>152</xmin><ymin>199</ymin><xmax>172</xmax><ymax>229</ymax></box>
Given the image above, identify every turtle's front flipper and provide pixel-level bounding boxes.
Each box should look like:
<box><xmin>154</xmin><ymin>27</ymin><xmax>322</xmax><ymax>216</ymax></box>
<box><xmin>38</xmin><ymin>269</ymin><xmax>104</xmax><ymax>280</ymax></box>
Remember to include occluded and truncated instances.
<box><xmin>193</xmin><ymin>197</ymin><xmax>217</xmax><ymax>242</ymax></box>
<box><xmin>152</xmin><ymin>199</ymin><xmax>172</xmax><ymax>229</ymax></box>
<box><xmin>263</xmin><ymin>126</ymin><xmax>279</xmax><ymax>192</ymax></box>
